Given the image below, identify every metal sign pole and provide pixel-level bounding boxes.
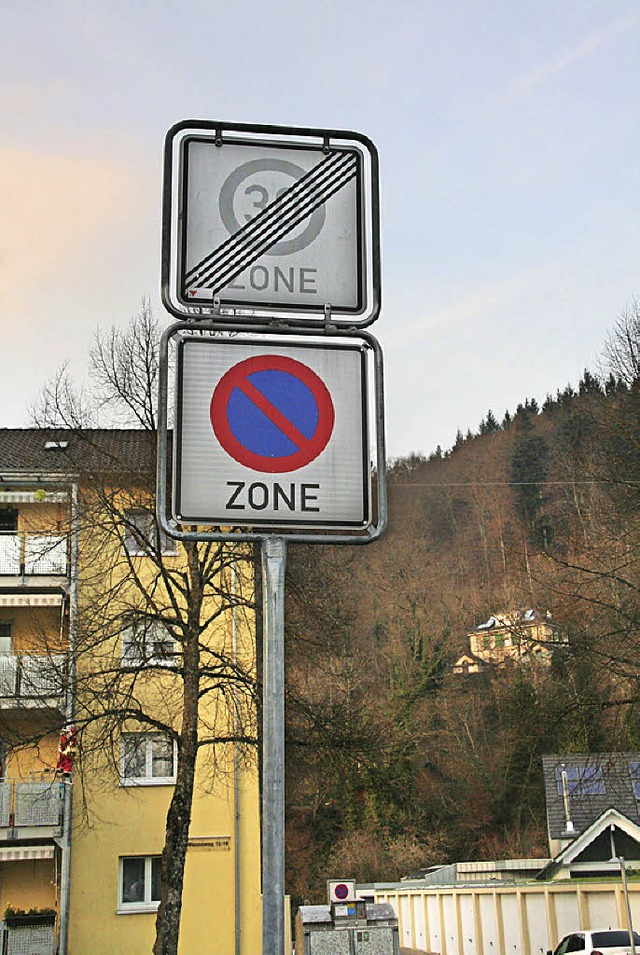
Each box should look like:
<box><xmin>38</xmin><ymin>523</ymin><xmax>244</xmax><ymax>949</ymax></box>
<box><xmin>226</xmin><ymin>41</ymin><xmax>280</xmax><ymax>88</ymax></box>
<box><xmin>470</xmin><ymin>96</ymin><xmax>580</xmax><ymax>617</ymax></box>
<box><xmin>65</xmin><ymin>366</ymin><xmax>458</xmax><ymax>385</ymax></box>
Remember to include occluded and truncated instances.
<box><xmin>261</xmin><ymin>536</ymin><xmax>287</xmax><ymax>955</ymax></box>
<box><xmin>619</xmin><ymin>856</ymin><xmax>637</xmax><ymax>955</ymax></box>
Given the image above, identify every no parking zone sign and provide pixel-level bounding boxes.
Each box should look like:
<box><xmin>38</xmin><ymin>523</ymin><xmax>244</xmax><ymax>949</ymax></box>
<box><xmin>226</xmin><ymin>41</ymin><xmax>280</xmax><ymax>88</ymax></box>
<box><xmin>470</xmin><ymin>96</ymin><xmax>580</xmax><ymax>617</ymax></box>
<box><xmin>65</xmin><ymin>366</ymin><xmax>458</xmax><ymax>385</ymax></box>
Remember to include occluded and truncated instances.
<box><xmin>166</xmin><ymin>330</ymin><xmax>383</xmax><ymax>537</ymax></box>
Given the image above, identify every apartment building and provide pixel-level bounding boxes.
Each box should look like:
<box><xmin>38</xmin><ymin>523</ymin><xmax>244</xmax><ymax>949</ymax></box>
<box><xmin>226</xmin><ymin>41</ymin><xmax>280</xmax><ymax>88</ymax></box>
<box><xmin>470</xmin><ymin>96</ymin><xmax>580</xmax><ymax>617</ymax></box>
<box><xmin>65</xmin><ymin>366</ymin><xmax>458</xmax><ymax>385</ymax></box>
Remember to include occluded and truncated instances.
<box><xmin>0</xmin><ymin>428</ymin><xmax>261</xmax><ymax>954</ymax></box>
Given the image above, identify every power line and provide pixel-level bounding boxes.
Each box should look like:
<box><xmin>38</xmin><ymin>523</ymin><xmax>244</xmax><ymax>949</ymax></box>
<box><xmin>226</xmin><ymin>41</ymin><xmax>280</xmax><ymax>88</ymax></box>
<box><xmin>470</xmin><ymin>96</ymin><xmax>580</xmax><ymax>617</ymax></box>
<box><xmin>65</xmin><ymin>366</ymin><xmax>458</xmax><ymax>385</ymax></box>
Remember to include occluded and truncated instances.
<box><xmin>389</xmin><ymin>480</ymin><xmax>640</xmax><ymax>488</ymax></box>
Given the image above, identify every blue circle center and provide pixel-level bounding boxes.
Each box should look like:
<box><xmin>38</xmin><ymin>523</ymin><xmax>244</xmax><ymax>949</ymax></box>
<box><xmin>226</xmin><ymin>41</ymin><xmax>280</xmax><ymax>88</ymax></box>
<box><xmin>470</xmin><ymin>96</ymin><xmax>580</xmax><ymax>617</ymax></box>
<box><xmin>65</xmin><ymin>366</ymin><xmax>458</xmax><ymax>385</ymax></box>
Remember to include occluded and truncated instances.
<box><xmin>227</xmin><ymin>369</ymin><xmax>319</xmax><ymax>458</ymax></box>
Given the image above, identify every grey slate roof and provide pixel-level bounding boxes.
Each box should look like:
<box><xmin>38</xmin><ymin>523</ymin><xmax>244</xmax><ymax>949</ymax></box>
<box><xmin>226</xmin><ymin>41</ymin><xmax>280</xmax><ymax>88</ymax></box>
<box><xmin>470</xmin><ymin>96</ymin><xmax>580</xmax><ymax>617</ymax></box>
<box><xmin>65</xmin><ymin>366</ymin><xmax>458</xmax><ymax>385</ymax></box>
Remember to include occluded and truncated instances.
<box><xmin>542</xmin><ymin>752</ymin><xmax>640</xmax><ymax>840</ymax></box>
<box><xmin>0</xmin><ymin>428</ymin><xmax>159</xmax><ymax>477</ymax></box>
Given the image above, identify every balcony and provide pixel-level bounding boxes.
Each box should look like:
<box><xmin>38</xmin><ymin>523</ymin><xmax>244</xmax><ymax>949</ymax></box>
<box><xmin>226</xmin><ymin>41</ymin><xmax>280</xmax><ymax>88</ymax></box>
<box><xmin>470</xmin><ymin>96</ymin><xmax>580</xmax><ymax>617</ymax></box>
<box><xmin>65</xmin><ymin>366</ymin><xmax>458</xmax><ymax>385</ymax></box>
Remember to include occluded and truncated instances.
<box><xmin>1</xmin><ymin>921</ymin><xmax>56</xmax><ymax>955</ymax></box>
<box><xmin>0</xmin><ymin>655</ymin><xmax>67</xmax><ymax>712</ymax></box>
<box><xmin>0</xmin><ymin>779</ymin><xmax>64</xmax><ymax>841</ymax></box>
<box><xmin>0</xmin><ymin>533</ymin><xmax>69</xmax><ymax>589</ymax></box>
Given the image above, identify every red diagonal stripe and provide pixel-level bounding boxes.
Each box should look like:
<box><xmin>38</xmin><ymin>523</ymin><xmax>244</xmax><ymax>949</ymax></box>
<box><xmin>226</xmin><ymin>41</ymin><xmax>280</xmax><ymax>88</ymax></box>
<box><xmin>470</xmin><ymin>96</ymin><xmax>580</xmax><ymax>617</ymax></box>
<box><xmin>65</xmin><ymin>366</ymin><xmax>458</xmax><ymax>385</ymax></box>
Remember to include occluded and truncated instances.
<box><xmin>236</xmin><ymin>377</ymin><xmax>312</xmax><ymax>452</ymax></box>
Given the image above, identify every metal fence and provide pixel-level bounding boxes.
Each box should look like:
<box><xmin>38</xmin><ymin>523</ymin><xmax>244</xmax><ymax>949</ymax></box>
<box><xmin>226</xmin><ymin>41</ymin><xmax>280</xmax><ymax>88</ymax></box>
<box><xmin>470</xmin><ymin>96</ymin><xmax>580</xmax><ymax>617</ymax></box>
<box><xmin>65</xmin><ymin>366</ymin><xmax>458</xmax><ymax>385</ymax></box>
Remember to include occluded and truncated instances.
<box><xmin>0</xmin><ymin>534</ymin><xmax>68</xmax><ymax>576</ymax></box>
<box><xmin>2</xmin><ymin>922</ymin><xmax>56</xmax><ymax>954</ymax></box>
<box><xmin>0</xmin><ymin>656</ymin><xmax>66</xmax><ymax>703</ymax></box>
<box><xmin>372</xmin><ymin>880</ymin><xmax>640</xmax><ymax>955</ymax></box>
<box><xmin>0</xmin><ymin>781</ymin><xmax>63</xmax><ymax>829</ymax></box>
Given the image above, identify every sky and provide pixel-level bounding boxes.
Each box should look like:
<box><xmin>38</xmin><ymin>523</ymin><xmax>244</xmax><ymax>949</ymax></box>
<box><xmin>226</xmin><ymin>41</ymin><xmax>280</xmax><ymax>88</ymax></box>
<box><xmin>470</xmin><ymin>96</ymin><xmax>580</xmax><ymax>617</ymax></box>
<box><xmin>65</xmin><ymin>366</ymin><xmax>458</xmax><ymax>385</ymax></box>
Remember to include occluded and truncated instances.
<box><xmin>0</xmin><ymin>0</ymin><xmax>638</xmax><ymax>459</ymax></box>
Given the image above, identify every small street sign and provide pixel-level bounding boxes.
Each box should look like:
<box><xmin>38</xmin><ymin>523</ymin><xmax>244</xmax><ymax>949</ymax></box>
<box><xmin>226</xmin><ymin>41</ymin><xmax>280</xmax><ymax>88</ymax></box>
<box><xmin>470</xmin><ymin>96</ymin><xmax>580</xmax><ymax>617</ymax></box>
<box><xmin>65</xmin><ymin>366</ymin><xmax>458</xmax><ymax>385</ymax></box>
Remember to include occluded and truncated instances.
<box><xmin>161</xmin><ymin>120</ymin><xmax>380</xmax><ymax>327</ymax></box>
<box><xmin>329</xmin><ymin>881</ymin><xmax>356</xmax><ymax>903</ymax></box>
<box><xmin>170</xmin><ymin>331</ymin><xmax>378</xmax><ymax>533</ymax></box>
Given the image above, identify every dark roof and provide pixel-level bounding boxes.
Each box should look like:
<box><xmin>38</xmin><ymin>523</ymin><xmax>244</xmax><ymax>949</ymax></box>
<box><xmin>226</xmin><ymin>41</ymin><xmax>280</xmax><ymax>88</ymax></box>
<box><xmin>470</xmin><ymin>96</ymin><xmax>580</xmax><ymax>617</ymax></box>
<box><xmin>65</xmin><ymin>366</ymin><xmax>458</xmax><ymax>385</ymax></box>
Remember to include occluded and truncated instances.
<box><xmin>0</xmin><ymin>428</ymin><xmax>159</xmax><ymax>478</ymax></box>
<box><xmin>542</xmin><ymin>753</ymin><xmax>640</xmax><ymax>840</ymax></box>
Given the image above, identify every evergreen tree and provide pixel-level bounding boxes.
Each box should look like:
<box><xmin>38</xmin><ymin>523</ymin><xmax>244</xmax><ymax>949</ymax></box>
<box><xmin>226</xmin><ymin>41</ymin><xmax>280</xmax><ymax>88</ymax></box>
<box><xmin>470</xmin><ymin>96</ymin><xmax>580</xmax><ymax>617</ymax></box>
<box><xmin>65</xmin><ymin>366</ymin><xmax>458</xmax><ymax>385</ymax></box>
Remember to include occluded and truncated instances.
<box><xmin>510</xmin><ymin>415</ymin><xmax>551</xmax><ymax>549</ymax></box>
<box><xmin>578</xmin><ymin>369</ymin><xmax>603</xmax><ymax>396</ymax></box>
<box><xmin>605</xmin><ymin>373</ymin><xmax>618</xmax><ymax>396</ymax></box>
<box><xmin>557</xmin><ymin>384</ymin><xmax>575</xmax><ymax>408</ymax></box>
<box><xmin>485</xmin><ymin>409</ymin><xmax>499</xmax><ymax>432</ymax></box>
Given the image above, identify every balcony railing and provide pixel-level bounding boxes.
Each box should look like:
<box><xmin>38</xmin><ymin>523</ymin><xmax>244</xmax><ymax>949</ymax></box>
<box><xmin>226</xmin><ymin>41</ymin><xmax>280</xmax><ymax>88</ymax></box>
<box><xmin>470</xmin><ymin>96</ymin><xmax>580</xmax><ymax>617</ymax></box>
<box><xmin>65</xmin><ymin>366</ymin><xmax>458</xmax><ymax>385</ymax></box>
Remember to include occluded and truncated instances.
<box><xmin>0</xmin><ymin>533</ymin><xmax>68</xmax><ymax>577</ymax></box>
<box><xmin>0</xmin><ymin>779</ymin><xmax>64</xmax><ymax>828</ymax></box>
<box><xmin>1</xmin><ymin>921</ymin><xmax>56</xmax><ymax>955</ymax></box>
<box><xmin>0</xmin><ymin>655</ymin><xmax>67</xmax><ymax>705</ymax></box>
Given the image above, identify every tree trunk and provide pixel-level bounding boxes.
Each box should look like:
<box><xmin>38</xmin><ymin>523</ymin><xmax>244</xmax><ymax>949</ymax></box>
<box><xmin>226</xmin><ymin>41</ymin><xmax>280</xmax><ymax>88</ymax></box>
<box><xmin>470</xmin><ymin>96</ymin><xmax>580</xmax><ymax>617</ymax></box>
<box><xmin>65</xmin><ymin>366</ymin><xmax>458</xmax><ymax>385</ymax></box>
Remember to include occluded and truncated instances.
<box><xmin>153</xmin><ymin>545</ymin><xmax>202</xmax><ymax>955</ymax></box>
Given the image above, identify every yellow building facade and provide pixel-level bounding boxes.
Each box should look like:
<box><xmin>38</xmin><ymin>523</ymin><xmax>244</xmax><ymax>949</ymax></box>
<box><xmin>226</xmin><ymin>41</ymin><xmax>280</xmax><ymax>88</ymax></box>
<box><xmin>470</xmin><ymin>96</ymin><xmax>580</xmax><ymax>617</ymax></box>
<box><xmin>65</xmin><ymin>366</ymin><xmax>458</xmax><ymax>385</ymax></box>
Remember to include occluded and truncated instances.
<box><xmin>0</xmin><ymin>429</ymin><xmax>262</xmax><ymax>954</ymax></box>
<box><xmin>453</xmin><ymin>609</ymin><xmax>568</xmax><ymax>674</ymax></box>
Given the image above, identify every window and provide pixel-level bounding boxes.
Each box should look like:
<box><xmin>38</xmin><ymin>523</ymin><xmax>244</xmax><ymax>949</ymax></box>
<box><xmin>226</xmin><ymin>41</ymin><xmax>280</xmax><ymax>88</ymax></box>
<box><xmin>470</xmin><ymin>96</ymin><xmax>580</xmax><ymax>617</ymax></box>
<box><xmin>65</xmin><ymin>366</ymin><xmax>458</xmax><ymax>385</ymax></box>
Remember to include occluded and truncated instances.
<box><xmin>581</xmin><ymin>765</ymin><xmax>606</xmax><ymax>794</ymax></box>
<box><xmin>629</xmin><ymin>762</ymin><xmax>640</xmax><ymax>799</ymax></box>
<box><xmin>592</xmin><ymin>932</ymin><xmax>640</xmax><ymax>948</ymax></box>
<box><xmin>122</xmin><ymin>620</ymin><xmax>177</xmax><ymax>668</ymax></box>
<box><xmin>121</xmin><ymin>734</ymin><xmax>176</xmax><ymax>785</ymax></box>
<box><xmin>119</xmin><ymin>856</ymin><xmax>162</xmax><ymax>912</ymax></box>
<box><xmin>556</xmin><ymin>764</ymin><xmax>606</xmax><ymax>796</ymax></box>
<box><xmin>0</xmin><ymin>622</ymin><xmax>12</xmax><ymax>655</ymax></box>
<box><xmin>123</xmin><ymin>510</ymin><xmax>176</xmax><ymax>556</ymax></box>
<box><xmin>0</xmin><ymin>510</ymin><xmax>18</xmax><ymax>532</ymax></box>
<box><xmin>565</xmin><ymin>935</ymin><xmax>585</xmax><ymax>952</ymax></box>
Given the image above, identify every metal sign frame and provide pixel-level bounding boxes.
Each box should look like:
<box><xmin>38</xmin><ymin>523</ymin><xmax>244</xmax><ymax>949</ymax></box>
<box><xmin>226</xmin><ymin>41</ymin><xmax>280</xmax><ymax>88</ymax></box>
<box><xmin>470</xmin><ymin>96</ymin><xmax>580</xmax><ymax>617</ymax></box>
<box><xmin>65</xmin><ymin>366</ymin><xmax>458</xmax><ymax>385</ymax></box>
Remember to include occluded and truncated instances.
<box><xmin>156</xmin><ymin>321</ymin><xmax>387</xmax><ymax>545</ymax></box>
<box><xmin>174</xmin><ymin>338</ymin><xmax>371</xmax><ymax>530</ymax></box>
<box><xmin>161</xmin><ymin>120</ymin><xmax>381</xmax><ymax>328</ymax></box>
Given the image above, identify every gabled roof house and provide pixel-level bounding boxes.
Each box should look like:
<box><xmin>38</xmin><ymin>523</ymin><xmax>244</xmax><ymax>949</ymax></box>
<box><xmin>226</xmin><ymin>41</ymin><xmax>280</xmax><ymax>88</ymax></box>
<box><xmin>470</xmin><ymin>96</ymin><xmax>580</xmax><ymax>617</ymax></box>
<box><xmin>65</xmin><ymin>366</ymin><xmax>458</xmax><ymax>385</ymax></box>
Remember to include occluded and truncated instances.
<box><xmin>539</xmin><ymin>752</ymin><xmax>640</xmax><ymax>879</ymax></box>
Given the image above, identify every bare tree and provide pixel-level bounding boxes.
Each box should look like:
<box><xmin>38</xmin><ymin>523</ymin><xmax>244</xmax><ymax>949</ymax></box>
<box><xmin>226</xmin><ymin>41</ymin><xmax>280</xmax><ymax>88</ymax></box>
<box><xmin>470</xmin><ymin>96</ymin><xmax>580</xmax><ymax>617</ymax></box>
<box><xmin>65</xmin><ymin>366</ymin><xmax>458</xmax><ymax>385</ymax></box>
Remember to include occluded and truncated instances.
<box><xmin>600</xmin><ymin>298</ymin><xmax>640</xmax><ymax>389</ymax></box>
<box><xmin>31</xmin><ymin>302</ymin><xmax>258</xmax><ymax>955</ymax></box>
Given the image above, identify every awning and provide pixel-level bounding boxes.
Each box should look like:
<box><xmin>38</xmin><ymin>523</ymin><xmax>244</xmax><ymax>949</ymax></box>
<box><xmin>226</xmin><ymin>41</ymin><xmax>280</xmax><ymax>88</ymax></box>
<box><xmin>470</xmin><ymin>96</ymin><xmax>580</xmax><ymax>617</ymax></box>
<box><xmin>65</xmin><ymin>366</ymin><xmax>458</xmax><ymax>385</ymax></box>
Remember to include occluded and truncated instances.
<box><xmin>0</xmin><ymin>594</ymin><xmax>63</xmax><ymax>608</ymax></box>
<box><xmin>0</xmin><ymin>492</ymin><xmax>68</xmax><ymax>504</ymax></box>
<box><xmin>0</xmin><ymin>846</ymin><xmax>54</xmax><ymax>862</ymax></box>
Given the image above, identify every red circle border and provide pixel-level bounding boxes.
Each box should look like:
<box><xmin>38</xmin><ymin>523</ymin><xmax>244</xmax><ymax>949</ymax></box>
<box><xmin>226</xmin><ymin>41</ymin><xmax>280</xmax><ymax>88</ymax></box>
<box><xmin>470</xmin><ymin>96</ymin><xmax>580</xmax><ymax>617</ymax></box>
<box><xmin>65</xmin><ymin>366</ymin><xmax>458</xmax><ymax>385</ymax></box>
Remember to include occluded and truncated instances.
<box><xmin>210</xmin><ymin>354</ymin><xmax>335</xmax><ymax>473</ymax></box>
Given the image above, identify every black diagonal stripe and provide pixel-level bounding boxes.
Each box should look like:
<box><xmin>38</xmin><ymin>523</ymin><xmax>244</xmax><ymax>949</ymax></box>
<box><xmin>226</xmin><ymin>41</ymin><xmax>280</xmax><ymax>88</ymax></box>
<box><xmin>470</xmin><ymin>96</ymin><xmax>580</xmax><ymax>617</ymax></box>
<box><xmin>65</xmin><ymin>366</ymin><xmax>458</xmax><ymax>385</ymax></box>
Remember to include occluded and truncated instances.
<box><xmin>187</xmin><ymin>157</ymin><xmax>356</xmax><ymax>294</ymax></box>
<box><xmin>194</xmin><ymin>156</ymin><xmax>357</xmax><ymax>292</ymax></box>
<box><xmin>204</xmin><ymin>163</ymin><xmax>358</xmax><ymax>295</ymax></box>
<box><xmin>185</xmin><ymin>151</ymin><xmax>357</xmax><ymax>290</ymax></box>
<box><xmin>185</xmin><ymin>152</ymin><xmax>350</xmax><ymax>284</ymax></box>
<box><xmin>185</xmin><ymin>152</ymin><xmax>345</xmax><ymax>283</ymax></box>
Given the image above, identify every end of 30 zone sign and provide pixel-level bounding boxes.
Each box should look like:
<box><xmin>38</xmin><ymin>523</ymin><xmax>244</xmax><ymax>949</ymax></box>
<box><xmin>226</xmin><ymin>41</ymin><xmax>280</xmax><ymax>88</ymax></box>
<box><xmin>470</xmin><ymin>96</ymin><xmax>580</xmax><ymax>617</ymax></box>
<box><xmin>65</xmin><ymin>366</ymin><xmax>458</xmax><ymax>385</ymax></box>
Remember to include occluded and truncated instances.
<box><xmin>161</xmin><ymin>120</ymin><xmax>380</xmax><ymax>327</ymax></box>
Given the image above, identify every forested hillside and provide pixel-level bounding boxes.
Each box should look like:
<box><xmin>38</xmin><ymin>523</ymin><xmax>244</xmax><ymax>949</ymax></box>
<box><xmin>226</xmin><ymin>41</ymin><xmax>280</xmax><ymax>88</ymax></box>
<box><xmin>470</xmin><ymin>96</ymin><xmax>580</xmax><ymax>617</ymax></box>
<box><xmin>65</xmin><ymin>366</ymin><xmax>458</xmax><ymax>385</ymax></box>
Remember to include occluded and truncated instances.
<box><xmin>283</xmin><ymin>303</ymin><xmax>640</xmax><ymax>904</ymax></box>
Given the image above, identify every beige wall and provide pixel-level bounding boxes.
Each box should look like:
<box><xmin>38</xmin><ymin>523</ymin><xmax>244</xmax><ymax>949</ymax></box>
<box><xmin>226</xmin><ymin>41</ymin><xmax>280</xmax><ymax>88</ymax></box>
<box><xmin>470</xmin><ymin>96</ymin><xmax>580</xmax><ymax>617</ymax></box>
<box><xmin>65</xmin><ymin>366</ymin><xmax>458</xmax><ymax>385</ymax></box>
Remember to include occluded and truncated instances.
<box><xmin>68</xmin><ymin>752</ymin><xmax>261</xmax><ymax>955</ymax></box>
<box><xmin>6</xmin><ymin>732</ymin><xmax>59</xmax><ymax>777</ymax></box>
<box><xmin>17</xmin><ymin>503</ymin><xmax>67</xmax><ymax>534</ymax></box>
<box><xmin>0</xmin><ymin>490</ymin><xmax>263</xmax><ymax>953</ymax></box>
<box><xmin>0</xmin><ymin>859</ymin><xmax>57</xmax><ymax>914</ymax></box>
<box><xmin>374</xmin><ymin>881</ymin><xmax>640</xmax><ymax>955</ymax></box>
<box><xmin>0</xmin><ymin>606</ymin><xmax>65</xmax><ymax>654</ymax></box>
<box><xmin>68</xmin><ymin>528</ymin><xmax>262</xmax><ymax>955</ymax></box>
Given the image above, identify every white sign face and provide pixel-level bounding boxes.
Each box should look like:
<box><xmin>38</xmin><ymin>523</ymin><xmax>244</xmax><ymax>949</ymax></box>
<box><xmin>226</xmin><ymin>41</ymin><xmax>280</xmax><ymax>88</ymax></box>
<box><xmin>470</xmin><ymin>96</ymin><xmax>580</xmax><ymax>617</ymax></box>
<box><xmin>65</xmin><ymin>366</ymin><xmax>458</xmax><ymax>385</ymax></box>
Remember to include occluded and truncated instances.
<box><xmin>162</xmin><ymin>121</ymin><xmax>380</xmax><ymax>326</ymax></box>
<box><xmin>174</xmin><ymin>335</ymin><xmax>370</xmax><ymax>530</ymax></box>
<box><xmin>328</xmin><ymin>880</ymin><xmax>357</xmax><ymax>904</ymax></box>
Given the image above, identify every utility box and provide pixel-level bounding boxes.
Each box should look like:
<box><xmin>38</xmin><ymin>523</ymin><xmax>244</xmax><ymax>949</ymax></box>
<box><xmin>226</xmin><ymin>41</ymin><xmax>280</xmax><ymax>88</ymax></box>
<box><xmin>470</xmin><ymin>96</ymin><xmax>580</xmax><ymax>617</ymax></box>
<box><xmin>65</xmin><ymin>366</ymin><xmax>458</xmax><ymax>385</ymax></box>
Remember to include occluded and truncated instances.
<box><xmin>295</xmin><ymin>902</ymin><xmax>400</xmax><ymax>955</ymax></box>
